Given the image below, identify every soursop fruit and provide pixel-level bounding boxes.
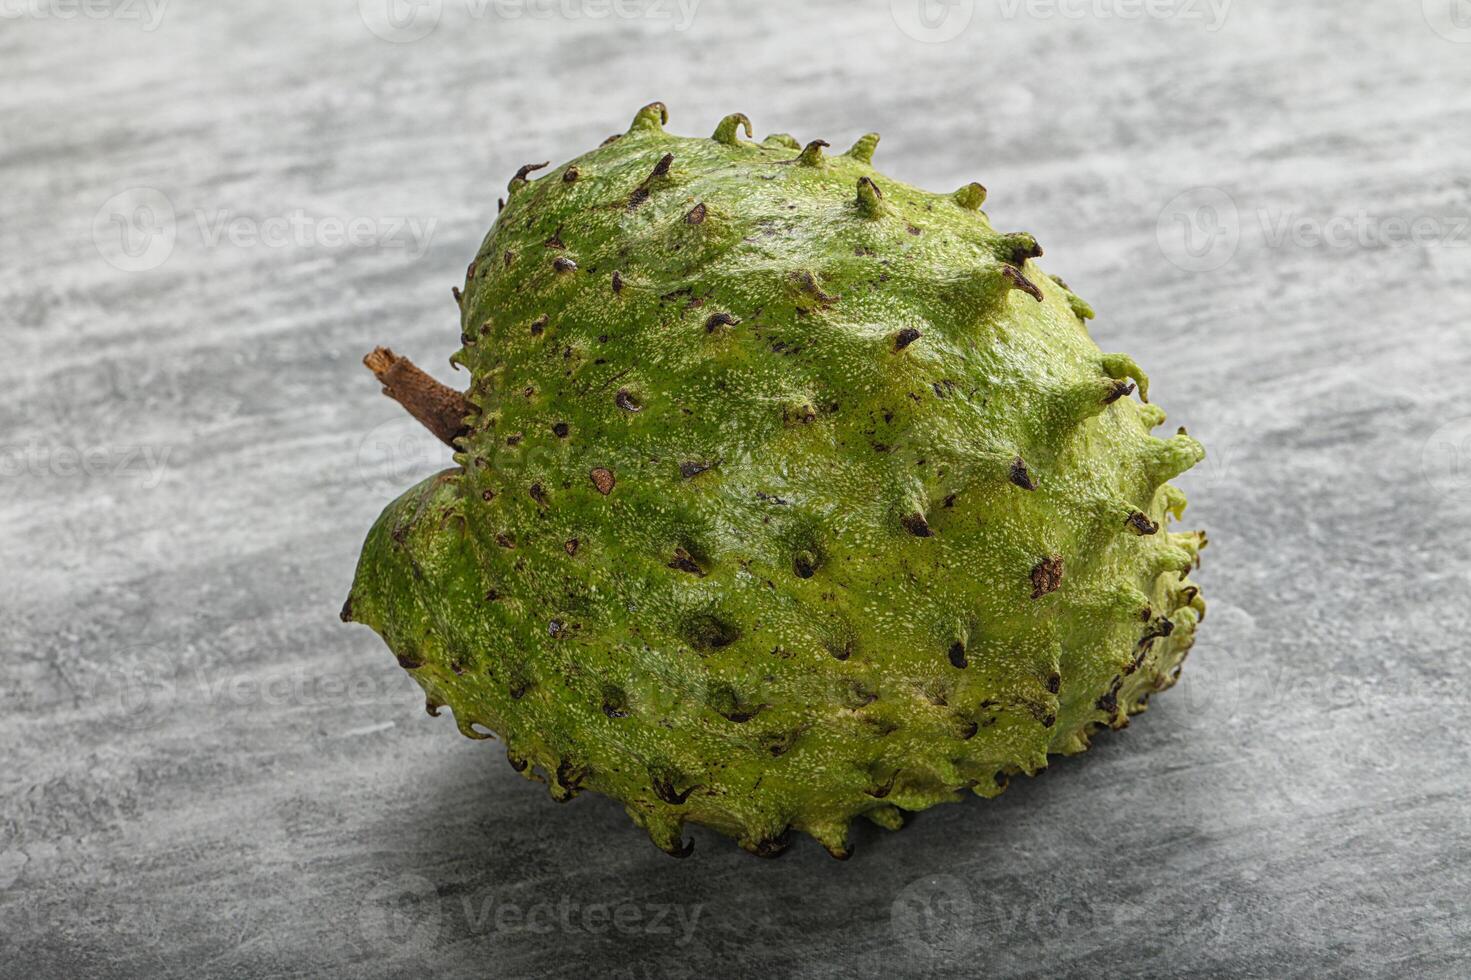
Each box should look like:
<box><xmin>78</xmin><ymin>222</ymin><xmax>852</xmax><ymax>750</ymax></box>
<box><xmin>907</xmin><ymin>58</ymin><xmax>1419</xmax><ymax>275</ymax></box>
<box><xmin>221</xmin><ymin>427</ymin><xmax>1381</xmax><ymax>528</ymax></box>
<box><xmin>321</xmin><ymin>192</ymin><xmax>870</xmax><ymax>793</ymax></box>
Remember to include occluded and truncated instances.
<box><xmin>343</xmin><ymin>103</ymin><xmax>1207</xmax><ymax>859</ymax></box>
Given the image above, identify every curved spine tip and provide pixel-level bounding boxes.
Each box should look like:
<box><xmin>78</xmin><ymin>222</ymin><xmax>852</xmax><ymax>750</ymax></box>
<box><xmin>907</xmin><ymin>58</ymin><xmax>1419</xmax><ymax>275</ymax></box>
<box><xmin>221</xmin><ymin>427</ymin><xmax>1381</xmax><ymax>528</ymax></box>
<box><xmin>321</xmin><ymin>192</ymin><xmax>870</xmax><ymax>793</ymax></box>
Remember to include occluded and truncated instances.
<box><xmin>1001</xmin><ymin>265</ymin><xmax>1044</xmax><ymax>302</ymax></box>
<box><xmin>712</xmin><ymin>112</ymin><xmax>753</xmax><ymax>144</ymax></box>
<box><xmin>996</xmin><ymin>231</ymin><xmax>1043</xmax><ymax>265</ymax></box>
<box><xmin>629</xmin><ymin>101</ymin><xmax>669</xmax><ymax>133</ymax></box>
<box><xmin>847</xmin><ymin>132</ymin><xmax>880</xmax><ymax>163</ymax></box>
<box><xmin>856</xmin><ymin>176</ymin><xmax>886</xmax><ymax>218</ymax></box>
<box><xmin>1102</xmin><ymin>353</ymin><xmax>1151</xmax><ymax>402</ymax></box>
<box><xmin>954</xmin><ymin>182</ymin><xmax>988</xmax><ymax>210</ymax></box>
<box><xmin>508</xmin><ymin>161</ymin><xmax>549</xmax><ymax>193</ymax></box>
<box><xmin>796</xmin><ymin>139</ymin><xmax>830</xmax><ymax>167</ymax></box>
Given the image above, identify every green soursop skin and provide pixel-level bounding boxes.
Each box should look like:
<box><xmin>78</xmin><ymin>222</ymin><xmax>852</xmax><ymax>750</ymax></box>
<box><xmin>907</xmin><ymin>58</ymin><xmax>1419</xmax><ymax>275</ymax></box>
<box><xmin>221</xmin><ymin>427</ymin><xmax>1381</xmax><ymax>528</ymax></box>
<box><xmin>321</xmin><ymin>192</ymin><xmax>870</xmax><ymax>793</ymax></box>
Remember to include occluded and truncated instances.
<box><xmin>345</xmin><ymin>103</ymin><xmax>1207</xmax><ymax>859</ymax></box>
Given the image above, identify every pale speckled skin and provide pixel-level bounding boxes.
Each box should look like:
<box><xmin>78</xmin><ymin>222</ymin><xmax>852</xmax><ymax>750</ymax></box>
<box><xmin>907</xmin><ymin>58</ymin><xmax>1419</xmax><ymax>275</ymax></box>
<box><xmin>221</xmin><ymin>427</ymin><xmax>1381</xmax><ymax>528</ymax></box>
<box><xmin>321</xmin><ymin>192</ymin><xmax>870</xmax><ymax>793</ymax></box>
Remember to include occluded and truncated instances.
<box><xmin>345</xmin><ymin>104</ymin><xmax>1207</xmax><ymax>859</ymax></box>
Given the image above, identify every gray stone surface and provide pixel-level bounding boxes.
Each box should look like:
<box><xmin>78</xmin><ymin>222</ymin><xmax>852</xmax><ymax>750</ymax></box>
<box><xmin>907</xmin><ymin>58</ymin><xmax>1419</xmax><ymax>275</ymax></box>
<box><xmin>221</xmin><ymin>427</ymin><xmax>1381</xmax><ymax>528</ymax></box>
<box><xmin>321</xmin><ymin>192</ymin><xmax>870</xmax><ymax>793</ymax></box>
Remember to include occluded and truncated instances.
<box><xmin>4</xmin><ymin>1</ymin><xmax>1470</xmax><ymax>977</ymax></box>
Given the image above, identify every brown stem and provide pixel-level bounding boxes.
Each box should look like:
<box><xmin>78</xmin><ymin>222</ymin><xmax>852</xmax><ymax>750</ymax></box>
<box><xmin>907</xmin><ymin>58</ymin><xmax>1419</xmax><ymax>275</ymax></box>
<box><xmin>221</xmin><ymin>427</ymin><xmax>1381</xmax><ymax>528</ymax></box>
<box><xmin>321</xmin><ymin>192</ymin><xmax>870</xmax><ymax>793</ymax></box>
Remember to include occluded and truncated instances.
<box><xmin>364</xmin><ymin>347</ymin><xmax>474</xmax><ymax>448</ymax></box>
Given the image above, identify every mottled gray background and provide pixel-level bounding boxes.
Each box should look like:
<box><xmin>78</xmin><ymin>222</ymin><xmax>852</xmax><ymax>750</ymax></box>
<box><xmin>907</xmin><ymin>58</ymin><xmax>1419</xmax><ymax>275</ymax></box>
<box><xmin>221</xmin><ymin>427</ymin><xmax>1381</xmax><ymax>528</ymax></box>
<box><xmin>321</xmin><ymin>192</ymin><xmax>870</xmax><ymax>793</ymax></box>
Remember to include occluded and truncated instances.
<box><xmin>4</xmin><ymin>0</ymin><xmax>1470</xmax><ymax>977</ymax></box>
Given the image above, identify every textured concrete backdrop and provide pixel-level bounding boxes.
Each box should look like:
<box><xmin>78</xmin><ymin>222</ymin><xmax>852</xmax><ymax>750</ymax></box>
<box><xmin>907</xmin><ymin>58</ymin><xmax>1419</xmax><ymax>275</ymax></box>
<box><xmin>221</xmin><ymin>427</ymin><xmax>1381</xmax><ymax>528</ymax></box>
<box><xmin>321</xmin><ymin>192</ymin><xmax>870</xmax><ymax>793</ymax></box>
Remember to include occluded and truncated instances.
<box><xmin>4</xmin><ymin>1</ymin><xmax>1471</xmax><ymax>977</ymax></box>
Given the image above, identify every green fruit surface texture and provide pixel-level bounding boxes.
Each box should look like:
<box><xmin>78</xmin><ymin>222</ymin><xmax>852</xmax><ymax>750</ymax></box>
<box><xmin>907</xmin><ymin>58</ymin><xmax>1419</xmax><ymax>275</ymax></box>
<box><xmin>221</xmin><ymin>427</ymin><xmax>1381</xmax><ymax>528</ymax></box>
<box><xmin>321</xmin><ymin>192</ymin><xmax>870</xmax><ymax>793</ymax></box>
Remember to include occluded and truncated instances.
<box><xmin>344</xmin><ymin>103</ymin><xmax>1208</xmax><ymax>859</ymax></box>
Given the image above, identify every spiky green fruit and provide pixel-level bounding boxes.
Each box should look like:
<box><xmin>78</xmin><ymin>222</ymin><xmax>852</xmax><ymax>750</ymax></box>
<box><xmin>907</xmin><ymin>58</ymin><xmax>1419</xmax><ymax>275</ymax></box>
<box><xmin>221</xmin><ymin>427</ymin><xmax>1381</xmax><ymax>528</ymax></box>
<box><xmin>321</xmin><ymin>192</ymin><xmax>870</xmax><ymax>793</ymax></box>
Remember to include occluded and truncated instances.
<box><xmin>344</xmin><ymin>103</ymin><xmax>1207</xmax><ymax>859</ymax></box>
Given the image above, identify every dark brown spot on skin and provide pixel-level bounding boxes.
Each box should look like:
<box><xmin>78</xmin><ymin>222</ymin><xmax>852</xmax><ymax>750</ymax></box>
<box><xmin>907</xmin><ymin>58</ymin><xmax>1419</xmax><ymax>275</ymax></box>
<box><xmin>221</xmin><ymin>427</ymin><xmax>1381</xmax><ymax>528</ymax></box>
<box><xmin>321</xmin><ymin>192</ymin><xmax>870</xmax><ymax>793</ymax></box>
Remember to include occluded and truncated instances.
<box><xmin>543</xmin><ymin>227</ymin><xmax>565</xmax><ymax>249</ymax></box>
<box><xmin>688</xmin><ymin>615</ymin><xmax>740</xmax><ymax>651</ymax></box>
<box><xmin>466</xmin><ymin>260</ymin><xmax>477</xmax><ymax>280</ymax></box>
<box><xmin>563</xmin><ymin>166</ymin><xmax>579</xmax><ymax>183</ymax></box>
<box><xmin>451</xmin><ymin>286</ymin><xmax>462</xmax><ymax>304</ymax></box>
<box><xmin>600</xmin><ymin>133</ymin><xmax>622</xmax><ymax>146</ymax></box>
<box><xmin>339</xmin><ymin>596</ymin><xmax>354</xmax><ymax>623</ymax></box>
<box><xmin>503</xmin><ymin>249</ymin><xmax>513</xmax><ymax>268</ymax></box>
<box><xmin>548</xmin><ymin>619</ymin><xmax>566</xmax><ymax>639</ymax></box>
<box><xmin>496</xmin><ymin>533</ymin><xmax>515</xmax><ymax>548</ymax></box>
<box><xmin>791</xmin><ymin>270</ymin><xmax>839</xmax><ymax>305</ymax></box>
<box><xmin>1009</xmin><ymin>457</ymin><xmax>1037</xmax><ymax>491</ymax></box>
<box><xmin>484</xmin><ymin>589</ymin><xmax>500</xmax><ymax>601</ymax></box>
<box><xmin>1030</xmin><ymin>555</ymin><xmax>1064</xmax><ymax>598</ymax></box>
<box><xmin>615</xmin><ymin>388</ymin><xmax>642</xmax><ymax>412</ymax></box>
<box><xmin>720</xmin><ymin>706</ymin><xmax>763</xmax><ymax>723</ymax></box>
<box><xmin>480</xmin><ymin>489</ymin><xmax>496</xmax><ymax>502</ymax></box>
<box><xmin>685</xmin><ymin>202</ymin><xmax>707</xmax><ymax>224</ymax></box>
<box><xmin>1041</xmin><ymin>714</ymin><xmax>1056</xmax><ymax>728</ymax></box>
<box><xmin>650</xmin><ymin>152</ymin><xmax>673</xmax><ymax>178</ymax></box>
<box><xmin>628</xmin><ymin>186</ymin><xmax>650</xmax><ymax>209</ymax></box>
<box><xmin>793</xmin><ymin>552</ymin><xmax>817</xmax><ymax>579</ymax></box>
<box><xmin>1126</xmin><ymin>511</ymin><xmax>1160</xmax><ymax>535</ymax></box>
<box><xmin>893</xmin><ymin>327</ymin><xmax>921</xmax><ymax>351</ymax></box>
<box><xmin>948</xmin><ymin>642</ymin><xmax>968</xmax><ymax>669</ymax></box>
<box><xmin>497</xmin><ymin>198</ymin><xmax>505</xmax><ymax>213</ymax></box>
<box><xmin>553</xmin><ymin>256</ymin><xmax>577</xmax><ymax>274</ymax></box>
<box><xmin>667</xmin><ymin>550</ymin><xmax>704</xmax><ymax>576</ymax></box>
<box><xmin>602</xmin><ymin>698</ymin><xmax>629</xmax><ymax>719</ymax></box>
<box><xmin>1103</xmin><ymin>380</ymin><xmax>1136</xmax><ymax>405</ymax></box>
<box><xmin>679</xmin><ymin>460</ymin><xmax>713</xmax><ymax>479</ymax></box>
<box><xmin>562</xmin><ymin>539</ymin><xmax>579</xmax><ymax>556</ymax></box>
<box><xmin>612</xmin><ymin>270</ymin><xmax>624</xmax><ymax>293</ymax></box>
<box><xmin>749</xmin><ymin>831</ymin><xmax>790</xmax><ymax>859</ymax></box>
<box><xmin>1002</xmin><ymin>265</ymin><xmax>1044</xmax><ymax>301</ymax></box>
<box><xmin>529</xmin><ymin>483</ymin><xmax>548</xmax><ymax>506</ymax></box>
<box><xmin>956</xmin><ymin>718</ymin><xmax>979</xmax><ymax>740</ymax></box>
<box><xmin>590</xmin><ymin>467</ymin><xmax>616</xmax><ymax>495</ymax></box>
<box><xmin>551</xmin><ymin>422</ymin><xmax>569</xmax><ymax>439</ymax></box>
<box><xmin>1047</xmin><ymin>672</ymin><xmax>1061</xmax><ymax>693</ymax></box>
<box><xmin>1003</xmin><ymin>236</ymin><xmax>1044</xmax><ymax>264</ymax></box>
<box><xmin>652</xmin><ymin>775</ymin><xmax>695</xmax><ymax>805</ymax></box>
<box><xmin>395</xmin><ymin>652</ymin><xmax>425</xmax><ymax>670</ymax></box>
<box><xmin>1097</xmin><ymin>689</ymin><xmax>1119</xmax><ymax>713</ymax></box>
<box><xmin>507</xmin><ymin>753</ymin><xmax>528</xmax><ymax>772</ymax></box>
<box><xmin>530</xmin><ymin>315</ymin><xmax>547</xmax><ymax>335</ymax></box>
<box><xmin>505</xmin><ymin>433</ymin><xmax>522</xmax><ymax>446</ymax></box>
<box><xmin>907</xmin><ymin>224</ymin><xmax>921</xmax><ymax>236</ymax></box>
<box><xmin>866</xmin><ymin>771</ymin><xmax>900</xmax><ymax>799</ymax></box>
<box><xmin>901</xmin><ymin>513</ymin><xmax>932</xmax><ymax>537</ymax></box>
<box><xmin>705</xmin><ymin>311</ymin><xmax>739</xmax><ymax>333</ymax></box>
<box><xmin>554</xmin><ymin>759</ymin><xmax>586</xmax><ymax>796</ymax></box>
<box><xmin>1138</xmin><ymin>617</ymin><xmax>1176</xmax><ymax>649</ymax></box>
